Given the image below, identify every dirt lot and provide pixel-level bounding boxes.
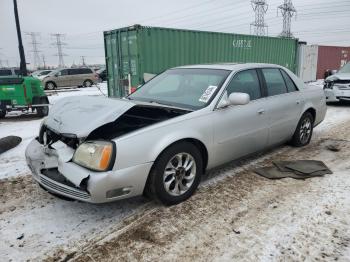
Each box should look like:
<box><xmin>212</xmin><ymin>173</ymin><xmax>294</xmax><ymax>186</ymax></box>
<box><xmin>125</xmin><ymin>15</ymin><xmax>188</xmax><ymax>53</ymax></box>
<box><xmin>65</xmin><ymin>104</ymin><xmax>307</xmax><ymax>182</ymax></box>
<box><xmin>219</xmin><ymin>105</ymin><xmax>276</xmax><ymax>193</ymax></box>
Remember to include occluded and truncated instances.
<box><xmin>1</xmin><ymin>94</ymin><xmax>350</xmax><ymax>261</ymax></box>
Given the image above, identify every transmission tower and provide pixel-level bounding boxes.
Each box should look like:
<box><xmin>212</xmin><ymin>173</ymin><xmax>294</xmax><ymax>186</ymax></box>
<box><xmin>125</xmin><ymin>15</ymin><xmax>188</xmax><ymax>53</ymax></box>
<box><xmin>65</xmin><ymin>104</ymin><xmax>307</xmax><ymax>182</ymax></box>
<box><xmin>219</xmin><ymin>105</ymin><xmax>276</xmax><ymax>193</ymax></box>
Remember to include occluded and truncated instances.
<box><xmin>51</xmin><ymin>33</ymin><xmax>67</xmax><ymax>68</ymax></box>
<box><xmin>250</xmin><ymin>0</ymin><xmax>268</xmax><ymax>36</ymax></box>
<box><xmin>278</xmin><ymin>0</ymin><xmax>297</xmax><ymax>38</ymax></box>
<box><xmin>25</xmin><ymin>32</ymin><xmax>41</xmax><ymax>69</ymax></box>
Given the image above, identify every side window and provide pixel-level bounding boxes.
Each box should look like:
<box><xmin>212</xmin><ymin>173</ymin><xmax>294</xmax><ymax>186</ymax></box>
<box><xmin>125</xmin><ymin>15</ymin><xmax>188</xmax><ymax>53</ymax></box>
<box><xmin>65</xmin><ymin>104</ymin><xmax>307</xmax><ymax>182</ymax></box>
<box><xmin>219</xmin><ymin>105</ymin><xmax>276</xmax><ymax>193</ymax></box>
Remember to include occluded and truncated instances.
<box><xmin>280</xmin><ymin>69</ymin><xmax>298</xmax><ymax>92</ymax></box>
<box><xmin>226</xmin><ymin>69</ymin><xmax>261</xmax><ymax>100</ymax></box>
<box><xmin>262</xmin><ymin>68</ymin><xmax>287</xmax><ymax>96</ymax></box>
<box><xmin>0</xmin><ymin>70</ymin><xmax>12</xmax><ymax>76</ymax></box>
<box><xmin>82</xmin><ymin>68</ymin><xmax>92</xmax><ymax>74</ymax></box>
<box><xmin>60</xmin><ymin>69</ymin><xmax>68</xmax><ymax>76</ymax></box>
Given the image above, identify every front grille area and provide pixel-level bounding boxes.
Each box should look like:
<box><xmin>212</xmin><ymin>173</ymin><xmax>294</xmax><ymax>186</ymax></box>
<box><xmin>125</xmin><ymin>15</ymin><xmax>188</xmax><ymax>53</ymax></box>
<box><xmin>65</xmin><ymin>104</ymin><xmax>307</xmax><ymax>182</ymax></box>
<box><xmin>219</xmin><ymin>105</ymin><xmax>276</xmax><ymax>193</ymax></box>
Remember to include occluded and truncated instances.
<box><xmin>40</xmin><ymin>169</ymin><xmax>90</xmax><ymax>200</ymax></box>
<box><xmin>38</xmin><ymin>125</ymin><xmax>79</xmax><ymax>149</ymax></box>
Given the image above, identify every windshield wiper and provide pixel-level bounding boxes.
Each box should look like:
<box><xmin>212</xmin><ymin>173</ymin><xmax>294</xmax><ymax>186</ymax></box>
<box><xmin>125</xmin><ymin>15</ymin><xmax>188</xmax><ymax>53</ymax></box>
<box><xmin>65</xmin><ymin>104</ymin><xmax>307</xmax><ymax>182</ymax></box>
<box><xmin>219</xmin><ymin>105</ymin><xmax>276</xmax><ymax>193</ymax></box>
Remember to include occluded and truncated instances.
<box><xmin>148</xmin><ymin>100</ymin><xmax>174</xmax><ymax>107</ymax></box>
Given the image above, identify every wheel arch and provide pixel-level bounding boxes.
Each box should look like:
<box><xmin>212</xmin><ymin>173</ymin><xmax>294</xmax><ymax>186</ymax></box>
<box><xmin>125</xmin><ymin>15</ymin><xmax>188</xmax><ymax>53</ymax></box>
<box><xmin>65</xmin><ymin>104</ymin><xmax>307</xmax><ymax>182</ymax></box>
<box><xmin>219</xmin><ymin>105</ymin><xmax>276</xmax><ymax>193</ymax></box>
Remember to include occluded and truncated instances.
<box><xmin>151</xmin><ymin>138</ymin><xmax>209</xmax><ymax>174</ymax></box>
<box><xmin>303</xmin><ymin>107</ymin><xmax>316</xmax><ymax>124</ymax></box>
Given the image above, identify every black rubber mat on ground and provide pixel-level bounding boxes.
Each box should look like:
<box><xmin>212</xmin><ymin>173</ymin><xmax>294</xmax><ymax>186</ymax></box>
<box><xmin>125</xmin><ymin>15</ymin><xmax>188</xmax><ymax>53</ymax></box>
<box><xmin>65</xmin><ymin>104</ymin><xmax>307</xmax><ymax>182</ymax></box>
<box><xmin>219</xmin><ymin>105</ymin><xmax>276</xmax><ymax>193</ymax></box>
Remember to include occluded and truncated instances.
<box><xmin>255</xmin><ymin>160</ymin><xmax>332</xmax><ymax>180</ymax></box>
<box><xmin>0</xmin><ymin>136</ymin><xmax>22</xmax><ymax>155</ymax></box>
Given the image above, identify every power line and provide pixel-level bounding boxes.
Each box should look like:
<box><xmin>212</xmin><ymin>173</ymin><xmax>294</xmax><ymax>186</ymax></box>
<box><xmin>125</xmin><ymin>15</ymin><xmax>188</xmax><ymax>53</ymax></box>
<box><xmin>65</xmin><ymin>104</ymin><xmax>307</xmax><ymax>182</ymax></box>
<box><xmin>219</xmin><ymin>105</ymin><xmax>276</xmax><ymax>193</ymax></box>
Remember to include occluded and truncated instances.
<box><xmin>51</xmin><ymin>33</ymin><xmax>67</xmax><ymax>68</ymax></box>
<box><xmin>25</xmin><ymin>32</ymin><xmax>41</xmax><ymax>69</ymax></box>
<box><xmin>250</xmin><ymin>0</ymin><xmax>269</xmax><ymax>36</ymax></box>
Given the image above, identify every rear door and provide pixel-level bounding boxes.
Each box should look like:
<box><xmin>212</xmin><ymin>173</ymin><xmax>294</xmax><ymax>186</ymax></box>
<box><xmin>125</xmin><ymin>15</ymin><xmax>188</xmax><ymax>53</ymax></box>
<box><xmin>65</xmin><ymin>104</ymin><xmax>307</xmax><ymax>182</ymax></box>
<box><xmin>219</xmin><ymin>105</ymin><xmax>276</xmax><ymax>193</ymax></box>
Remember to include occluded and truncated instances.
<box><xmin>57</xmin><ymin>69</ymin><xmax>69</xmax><ymax>87</ymax></box>
<box><xmin>68</xmin><ymin>69</ymin><xmax>80</xmax><ymax>86</ymax></box>
<box><xmin>213</xmin><ymin>69</ymin><xmax>269</xmax><ymax>166</ymax></box>
<box><xmin>260</xmin><ymin>68</ymin><xmax>303</xmax><ymax>146</ymax></box>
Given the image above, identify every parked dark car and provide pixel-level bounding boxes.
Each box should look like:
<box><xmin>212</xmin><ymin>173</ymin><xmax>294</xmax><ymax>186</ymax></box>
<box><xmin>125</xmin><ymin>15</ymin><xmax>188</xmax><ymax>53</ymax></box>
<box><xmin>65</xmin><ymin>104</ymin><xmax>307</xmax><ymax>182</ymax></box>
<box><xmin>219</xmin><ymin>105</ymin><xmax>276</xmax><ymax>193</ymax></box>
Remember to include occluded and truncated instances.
<box><xmin>96</xmin><ymin>67</ymin><xmax>107</xmax><ymax>82</ymax></box>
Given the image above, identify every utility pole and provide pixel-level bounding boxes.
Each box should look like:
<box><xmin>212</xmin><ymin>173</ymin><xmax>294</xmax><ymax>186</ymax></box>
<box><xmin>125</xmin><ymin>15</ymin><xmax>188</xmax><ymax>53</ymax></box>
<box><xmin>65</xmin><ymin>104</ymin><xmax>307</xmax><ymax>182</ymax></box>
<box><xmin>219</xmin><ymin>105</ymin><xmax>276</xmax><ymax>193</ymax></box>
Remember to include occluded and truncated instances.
<box><xmin>278</xmin><ymin>0</ymin><xmax>297</xmax><ymax>38</ymax></box>
<box><xmin>250</xmin><ymin>0</ymin><xmax>268</xmax><ymax>36</ymax></box>
<box><xmin>13</xmin><ymin>0</ymin><xmax>27</xmax><ymax>75</ymax></box>
<box><xmin>80</xmin><ymin>56</ymin><xmax>86</xmax><ymax>66</ymax></box>
<box><xmin>51</xmin><ymin>33</ymin><xmax>67</xmax><ymax>68</ymax></box>
<box><xmin>42</xmin><ymin>54</ymin><xmax>46</xmax><ymax>69</ymax></box>
<box><xmin>25</xmin><ymin>32</ymin><xmax>41</xmax><ymax>69</ymax></box>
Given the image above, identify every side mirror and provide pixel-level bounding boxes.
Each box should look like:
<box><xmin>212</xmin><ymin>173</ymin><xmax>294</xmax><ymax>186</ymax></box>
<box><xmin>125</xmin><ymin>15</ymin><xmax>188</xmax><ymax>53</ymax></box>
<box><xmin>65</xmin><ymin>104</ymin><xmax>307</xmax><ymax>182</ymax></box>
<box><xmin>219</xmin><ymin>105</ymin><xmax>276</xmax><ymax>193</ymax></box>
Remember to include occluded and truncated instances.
<box><xmin>228</xmin><ymin>92</ymin><xmax>250</xmax><ymax>105</ymax></box>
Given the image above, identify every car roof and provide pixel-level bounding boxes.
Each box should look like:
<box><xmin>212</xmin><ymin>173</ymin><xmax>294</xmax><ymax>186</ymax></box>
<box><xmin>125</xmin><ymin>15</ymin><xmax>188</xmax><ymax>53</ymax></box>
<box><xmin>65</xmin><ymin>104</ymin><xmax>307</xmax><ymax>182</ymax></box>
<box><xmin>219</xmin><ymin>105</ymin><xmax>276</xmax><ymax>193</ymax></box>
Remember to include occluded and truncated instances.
<box><xmin>175</xmin><ymin>63</ymin><xmax>285</xmax><ymax>71</ymax></box>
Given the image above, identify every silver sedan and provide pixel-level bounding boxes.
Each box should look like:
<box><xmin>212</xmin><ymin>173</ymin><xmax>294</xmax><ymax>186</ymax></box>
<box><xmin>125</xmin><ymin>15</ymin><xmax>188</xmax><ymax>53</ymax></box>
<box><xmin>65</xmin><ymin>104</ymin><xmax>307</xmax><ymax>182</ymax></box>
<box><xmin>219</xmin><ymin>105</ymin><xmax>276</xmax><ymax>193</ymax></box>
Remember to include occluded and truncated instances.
<box><xmin>26</xmin><ymin>63</ymin><xmax>327</xmax><ymax>205</ymax></box>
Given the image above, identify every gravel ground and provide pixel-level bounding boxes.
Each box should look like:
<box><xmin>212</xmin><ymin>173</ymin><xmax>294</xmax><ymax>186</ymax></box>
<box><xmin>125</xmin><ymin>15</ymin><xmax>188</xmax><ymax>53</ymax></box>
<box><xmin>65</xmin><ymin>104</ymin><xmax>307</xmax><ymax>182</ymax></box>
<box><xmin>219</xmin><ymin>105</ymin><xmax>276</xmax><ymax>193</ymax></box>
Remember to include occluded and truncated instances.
<box><xmin>1</xmin><ymin>84</ymin><xmax>350</xmax><ymax>261</ymax></box>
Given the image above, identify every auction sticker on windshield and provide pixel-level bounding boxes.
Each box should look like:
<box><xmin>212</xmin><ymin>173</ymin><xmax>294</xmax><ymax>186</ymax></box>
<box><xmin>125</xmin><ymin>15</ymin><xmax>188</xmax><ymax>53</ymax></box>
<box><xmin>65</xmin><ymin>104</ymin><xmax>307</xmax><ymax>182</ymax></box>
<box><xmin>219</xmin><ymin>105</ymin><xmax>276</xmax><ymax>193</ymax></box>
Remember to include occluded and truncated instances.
<box><xmin>199</xmin><ymin>86</ymin><xmax>217</xmax><ymax>103</ymax></box>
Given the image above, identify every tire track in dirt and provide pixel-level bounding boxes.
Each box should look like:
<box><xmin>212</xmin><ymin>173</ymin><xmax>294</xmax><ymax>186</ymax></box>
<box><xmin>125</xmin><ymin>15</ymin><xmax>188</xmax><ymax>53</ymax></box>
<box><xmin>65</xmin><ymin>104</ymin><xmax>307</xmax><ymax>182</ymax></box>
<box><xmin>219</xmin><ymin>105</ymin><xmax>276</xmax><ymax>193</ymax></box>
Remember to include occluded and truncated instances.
<box><xmin>2</xmin><ymin>105</ymin><xmax>350</xmax><ymax>261</ymax></box>
<box><xmin>45</xmin><ymin>117</ymin><xmax>350</xmax><ymax>261</ymax></box>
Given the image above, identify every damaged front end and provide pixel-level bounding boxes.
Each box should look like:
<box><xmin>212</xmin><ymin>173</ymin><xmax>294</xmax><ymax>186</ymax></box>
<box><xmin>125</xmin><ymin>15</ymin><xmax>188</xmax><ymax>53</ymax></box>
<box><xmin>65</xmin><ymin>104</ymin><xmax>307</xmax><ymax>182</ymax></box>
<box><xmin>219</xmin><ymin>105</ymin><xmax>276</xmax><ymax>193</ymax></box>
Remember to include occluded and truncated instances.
<box><xmin>324</xmin><ymin>77</ymin><xmax>350</xmax><ymax>102</ymax></box>
<box><xmin>25</xmin><ymin>96</ymin><xmax>190</xmax><ymax>202</ymax></box>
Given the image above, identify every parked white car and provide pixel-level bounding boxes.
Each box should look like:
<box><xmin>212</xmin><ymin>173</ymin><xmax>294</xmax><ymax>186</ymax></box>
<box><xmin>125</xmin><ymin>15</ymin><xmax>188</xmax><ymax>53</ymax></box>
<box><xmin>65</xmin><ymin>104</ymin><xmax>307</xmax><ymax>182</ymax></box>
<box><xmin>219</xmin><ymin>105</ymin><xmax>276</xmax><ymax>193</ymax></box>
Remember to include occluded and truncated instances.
<box><xmin>26</xmin><ymin>63</ymin><xmax>327</xmax><ymax>205</ymax></box>
<box><xmin>324</xmin><ymin>62</ymin><xmax>350</xmax><ymax>102</ymax></box>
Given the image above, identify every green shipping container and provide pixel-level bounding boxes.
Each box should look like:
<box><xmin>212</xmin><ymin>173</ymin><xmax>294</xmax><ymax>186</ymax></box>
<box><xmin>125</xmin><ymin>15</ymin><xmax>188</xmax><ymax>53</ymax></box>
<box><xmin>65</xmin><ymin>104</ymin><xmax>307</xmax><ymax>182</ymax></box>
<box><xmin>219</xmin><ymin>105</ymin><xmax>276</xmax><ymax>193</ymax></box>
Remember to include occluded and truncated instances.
<box><xmin>104</xmin><ymin>25</ymin><xmax>299</xmax><ymax>97</ymax></box>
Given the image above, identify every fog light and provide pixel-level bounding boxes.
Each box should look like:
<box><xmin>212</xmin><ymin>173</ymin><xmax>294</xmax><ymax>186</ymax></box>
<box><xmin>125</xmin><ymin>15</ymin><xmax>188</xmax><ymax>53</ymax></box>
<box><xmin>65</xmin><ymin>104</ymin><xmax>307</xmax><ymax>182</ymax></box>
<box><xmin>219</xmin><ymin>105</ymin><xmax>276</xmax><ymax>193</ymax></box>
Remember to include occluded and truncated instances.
<box><xmin>106</xmin><ymin>187</ymin><xmax>131</xmax><ymax>198</ymax></box>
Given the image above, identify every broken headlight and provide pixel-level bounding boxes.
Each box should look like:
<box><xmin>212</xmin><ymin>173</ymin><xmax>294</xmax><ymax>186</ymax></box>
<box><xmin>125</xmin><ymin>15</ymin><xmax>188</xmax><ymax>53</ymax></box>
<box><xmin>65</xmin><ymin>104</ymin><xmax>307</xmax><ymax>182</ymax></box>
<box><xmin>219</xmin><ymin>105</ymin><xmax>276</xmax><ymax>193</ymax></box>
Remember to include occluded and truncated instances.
<box><xmin>72</xmin><ymin>141</ymin><xmax>116</xmax><ymax>171</ymax></box>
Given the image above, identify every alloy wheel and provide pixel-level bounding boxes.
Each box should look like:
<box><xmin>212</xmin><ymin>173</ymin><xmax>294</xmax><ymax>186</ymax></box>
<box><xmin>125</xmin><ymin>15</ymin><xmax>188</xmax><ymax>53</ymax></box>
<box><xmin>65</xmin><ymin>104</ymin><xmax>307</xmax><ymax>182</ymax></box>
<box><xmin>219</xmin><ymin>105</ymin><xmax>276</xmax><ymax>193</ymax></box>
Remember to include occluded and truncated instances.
<box><xmin>299</xmin><ymin>117</ymin><xmax>312</xmax><ymax>144</ymax></box>
<box><xmin>163</xmin><ymin>152</ymin><xmax>196</xmax><ymax>196</ymax></box>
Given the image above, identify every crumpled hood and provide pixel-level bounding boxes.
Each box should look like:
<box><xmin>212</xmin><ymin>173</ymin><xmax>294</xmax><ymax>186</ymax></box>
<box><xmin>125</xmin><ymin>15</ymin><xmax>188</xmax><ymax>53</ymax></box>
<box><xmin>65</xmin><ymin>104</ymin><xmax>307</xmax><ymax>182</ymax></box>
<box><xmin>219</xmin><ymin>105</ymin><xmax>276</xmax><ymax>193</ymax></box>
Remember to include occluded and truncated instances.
<box><xmin>45</xmin><ymin>96</ymin><xmax>135</xmax><ymax>138</ymax></box>
<box><xmin>326</xmin><ymin>73</ymin><xmax>350</xmax><ymax>81</ymax></box>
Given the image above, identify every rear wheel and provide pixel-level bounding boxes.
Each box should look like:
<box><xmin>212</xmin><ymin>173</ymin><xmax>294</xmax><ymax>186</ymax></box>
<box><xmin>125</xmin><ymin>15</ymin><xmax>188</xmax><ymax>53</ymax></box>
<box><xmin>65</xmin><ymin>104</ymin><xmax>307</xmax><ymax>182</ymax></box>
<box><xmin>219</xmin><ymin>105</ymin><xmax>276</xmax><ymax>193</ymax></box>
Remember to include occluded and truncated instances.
<box><xmin>37</xmin><ymin>106</ymin><xmax>49</xmax><ymax>117</ymax></box>
<box><xmin>145</xmin><ymin>142</ymin><xmax>203</xmax><ymax>205</ymax></box>
<box><xmin>45</xmin><ymin>82</ymin><xmax>56</xmax><ymax>90</ymax></box>
<box><xmin>290</xmin><ymin>112</ymin><xmax>314</xmax><ymax>147</ymax></box>
<box><xmin>83</xmin><ymin>79</ymin><xmax>93</xmax><ymax>87</ymax></box>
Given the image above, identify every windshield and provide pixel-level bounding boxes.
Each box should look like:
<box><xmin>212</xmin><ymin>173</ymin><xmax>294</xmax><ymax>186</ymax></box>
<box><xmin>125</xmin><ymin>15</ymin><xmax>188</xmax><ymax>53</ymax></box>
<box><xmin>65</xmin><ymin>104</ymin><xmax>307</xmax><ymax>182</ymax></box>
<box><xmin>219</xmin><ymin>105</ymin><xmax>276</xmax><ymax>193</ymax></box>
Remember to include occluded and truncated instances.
<box><xmin>48</xmin><ymin>69</ymin><xmax>60</xmax><ymax>76</ymax></box>
<box><xmin>338</xmin><ymin>63</ymin><xmax>350</xmax><ymax>74</ymax></box>
<box><xmin>39</xmin><ymin>70</ymin><xmax>52</xmax><ymax>76</ymax></box>
<box><xmin>129</xmin><ymin>68</ymin><xmax>230</xmax><ymax>110</ymax></box>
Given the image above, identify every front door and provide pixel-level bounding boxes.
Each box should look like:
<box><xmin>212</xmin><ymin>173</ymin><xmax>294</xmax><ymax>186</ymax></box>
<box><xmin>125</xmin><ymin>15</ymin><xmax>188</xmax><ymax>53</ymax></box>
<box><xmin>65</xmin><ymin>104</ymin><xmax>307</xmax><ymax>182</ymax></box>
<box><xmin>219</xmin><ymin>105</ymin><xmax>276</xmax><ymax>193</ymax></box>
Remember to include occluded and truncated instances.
<box><xmin>213</xmin><ymin>69</ymin><xmax>269</xmax><ymax>166</ymax></box>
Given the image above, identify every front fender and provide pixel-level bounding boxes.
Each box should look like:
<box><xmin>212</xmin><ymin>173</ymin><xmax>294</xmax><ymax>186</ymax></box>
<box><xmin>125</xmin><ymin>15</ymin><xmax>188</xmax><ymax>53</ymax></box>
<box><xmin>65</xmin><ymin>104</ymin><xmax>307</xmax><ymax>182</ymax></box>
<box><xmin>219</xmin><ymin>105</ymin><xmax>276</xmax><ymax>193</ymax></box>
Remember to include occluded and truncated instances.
<box><xmin>113</xmin><ymin>114</ymin><xmax>213</xmax><ymax>170</ymax></box>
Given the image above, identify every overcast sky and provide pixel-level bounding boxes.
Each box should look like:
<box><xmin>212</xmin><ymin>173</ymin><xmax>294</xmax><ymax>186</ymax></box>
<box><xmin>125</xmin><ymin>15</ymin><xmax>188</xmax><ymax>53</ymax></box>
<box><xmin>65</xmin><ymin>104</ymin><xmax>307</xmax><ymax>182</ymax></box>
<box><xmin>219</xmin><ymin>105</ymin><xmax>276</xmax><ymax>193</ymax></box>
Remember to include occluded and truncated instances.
<box><xmin>0</xmin><ymin>0</ymin><xmax>349</xmax><ymax>68</ymax></box>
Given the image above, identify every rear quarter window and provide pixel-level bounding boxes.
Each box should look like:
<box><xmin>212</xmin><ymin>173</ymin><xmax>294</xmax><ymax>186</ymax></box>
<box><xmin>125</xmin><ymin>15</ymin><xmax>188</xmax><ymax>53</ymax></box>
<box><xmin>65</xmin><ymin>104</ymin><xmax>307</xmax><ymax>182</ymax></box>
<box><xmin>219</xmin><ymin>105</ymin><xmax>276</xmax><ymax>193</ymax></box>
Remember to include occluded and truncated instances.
<box><xmin>280</xmin><ymin>69</ymin><xmax>298</xmax><ymax>92</ymax></box>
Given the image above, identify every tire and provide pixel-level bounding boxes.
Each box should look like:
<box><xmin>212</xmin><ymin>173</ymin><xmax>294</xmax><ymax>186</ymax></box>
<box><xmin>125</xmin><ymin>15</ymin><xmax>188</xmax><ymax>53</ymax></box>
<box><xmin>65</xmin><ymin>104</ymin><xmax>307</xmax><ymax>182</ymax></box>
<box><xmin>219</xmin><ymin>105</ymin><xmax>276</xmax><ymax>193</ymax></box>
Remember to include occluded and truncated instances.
<box><xmin>45</xmin><ymin>82</ymin><xmax>56</xmax><ymax>90</ymax></box>
<box><xmin>83</xmin><ymin>80</ymin><xmax>93</xmax><ymax>87</ymax></box>
<box><xmin>144</xmin><ymin>142</ymin><xmax>203</xmax><ymax>205</ymax></box>
<box><xmin>0</xmin><ymin>110</ymin><xmax>6</xmax><ymax>118</ymax></box>
<box><xmin>37</xmin><ymin>106</ymin><xmax>49</xmax><ymax>117</ymax></box>
<box><xmin>290</xmin><ymin>112</ymin><xmax>314</xmax><ymax>147</ymax></box>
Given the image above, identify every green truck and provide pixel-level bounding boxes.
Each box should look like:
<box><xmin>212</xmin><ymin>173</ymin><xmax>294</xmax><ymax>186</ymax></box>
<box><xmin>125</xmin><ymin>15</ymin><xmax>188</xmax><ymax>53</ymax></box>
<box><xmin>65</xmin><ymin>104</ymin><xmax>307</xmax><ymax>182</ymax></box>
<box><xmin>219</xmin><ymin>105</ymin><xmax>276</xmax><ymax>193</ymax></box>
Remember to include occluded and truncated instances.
<box><xmin>0</xmin><ymin>75</ymin><xmax>49</xmax><ymax>118</ymax></box>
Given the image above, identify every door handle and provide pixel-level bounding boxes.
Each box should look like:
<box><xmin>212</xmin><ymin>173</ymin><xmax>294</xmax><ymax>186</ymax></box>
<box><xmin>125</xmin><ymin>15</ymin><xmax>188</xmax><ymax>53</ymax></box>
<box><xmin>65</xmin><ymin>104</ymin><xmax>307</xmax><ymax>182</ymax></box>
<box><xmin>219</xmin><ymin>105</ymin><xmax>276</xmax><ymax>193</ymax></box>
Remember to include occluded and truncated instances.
<box><xmin>257</xmin><ymin>109</ymin><xmax>265</xmax><ymax>115</ymax></box>
<box><xmin>296</xmin><ymin>100</ymin><xmax>301</xmax><ymax>104</ymax></box>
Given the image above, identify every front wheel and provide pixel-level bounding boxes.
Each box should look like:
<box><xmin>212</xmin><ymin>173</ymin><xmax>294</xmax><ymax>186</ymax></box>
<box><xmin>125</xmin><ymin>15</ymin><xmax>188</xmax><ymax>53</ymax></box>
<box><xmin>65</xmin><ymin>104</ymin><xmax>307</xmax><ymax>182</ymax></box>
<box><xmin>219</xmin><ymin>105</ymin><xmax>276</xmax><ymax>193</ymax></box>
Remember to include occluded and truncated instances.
<box><xmin>145</xmin><ymin>142</ymin><xmax>203</xmax><ymax>205</ymax></box>
<box><xmin>45</xmin><ymin>82</ymin><xmax>56</xmax><ymax>90</ymax></box>
<box><xmin>290</xmin><ymin>112</ymin><xmax>314</xmax><ymax>147</ymax></box>
<box><xmin>0</xmin><ymin>110</ymin><xmax>6</xmax><ymax>118</ymax></box>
